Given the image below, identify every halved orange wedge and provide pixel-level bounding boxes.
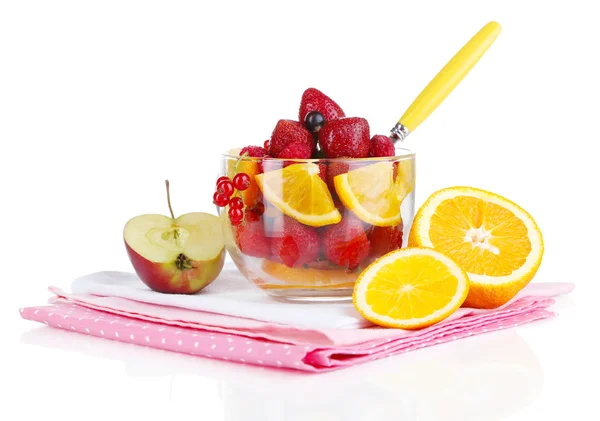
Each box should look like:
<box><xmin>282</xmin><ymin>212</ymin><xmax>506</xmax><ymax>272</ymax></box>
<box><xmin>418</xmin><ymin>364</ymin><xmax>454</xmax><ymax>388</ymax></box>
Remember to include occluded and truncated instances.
<box><xmin>408</xmin><ymin>186</ymin><xmax>544</xmax><ymax>309</ymax></box>
<box><xmin>334</xmin><ymin>162</ymin><xmax>402</xmax><ymax>227</ymax></box>
<box><xmin>255</xmin><ymin>163</ymin><xmax>341</xmax><ymax>227</ymax></box>
<box><xmin>353</xmin><ymin>247</ymin><xmax>470</xmax><ymax>329</ymax></box>
<box><xmin>259</xmin><ymin>260</ymin><xmax>356</xmax><ymax>290</ymax></box>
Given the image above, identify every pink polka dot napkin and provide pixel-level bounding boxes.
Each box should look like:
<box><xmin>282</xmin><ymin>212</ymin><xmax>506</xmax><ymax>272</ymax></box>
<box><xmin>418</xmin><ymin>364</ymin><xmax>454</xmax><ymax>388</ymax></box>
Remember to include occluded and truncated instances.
<box><xmin>19</xmin><ymin>266</ymin><xmax>574</xmax><ymax>372</ymax></box>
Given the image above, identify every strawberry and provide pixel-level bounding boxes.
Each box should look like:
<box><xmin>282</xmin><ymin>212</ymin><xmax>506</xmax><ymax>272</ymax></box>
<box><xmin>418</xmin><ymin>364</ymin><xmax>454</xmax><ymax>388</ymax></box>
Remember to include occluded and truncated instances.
<box><xmin>333</xmin><ymin>198</ymin><xmax>346</xmax><ymax>216</ymax></box>
<box><xmin>278</xmin><ymin>141</ymin><xmax>312</xmax><ymax>159</ymax></box>
<box><xmin>269</xmin><ymin>120</ymin><xmax>315</xmax><ymax>157</ymax></box>
<box><xmin>317</xmin><ymin>162</ymin><xmax>327</xmax><ymax>183</ymax></box>
<box><xmin>367</xmin><ymin>223</ymin><xmax>404</xmax><ymax>257</ymax></box>
<box><xmin>326</xmin><ymin>161</ymin><xmax>349</xmax><ymax>197</ymax></box>
<box><xmin>299</xmin><ymin>88</ymin><xmax>346</xmax><ymax>124</ymax></box>
<box><xmin>234</xmin><ymin>210</ymin><xmax>271</xmax><ymax>259</ymax></box>
<box><xmin>270</xmin><ymin>216</ymin><xmax>320</xmax><ymax>267</ymax></box>
<box><xmin>369</xmin><ymin>135</ymin><xmax>395</xmax><ymax>157</ymax></box>
<box><xmin>318</xmin><ymin>117</ymin><xmax>370</xmax><ymax>158</ymax></box>
<box><xmin>322</xmin><ymin>216</ymin><xmax>371</xmax><ymax>270</ymax></box>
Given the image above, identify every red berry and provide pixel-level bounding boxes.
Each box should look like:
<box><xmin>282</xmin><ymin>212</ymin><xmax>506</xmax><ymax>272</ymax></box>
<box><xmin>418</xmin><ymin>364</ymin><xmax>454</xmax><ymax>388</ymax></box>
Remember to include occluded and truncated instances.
<box><xmin>325</xmin><ymin>161</ymin><xmax>349</xmax><ymax>197</ymax></box>
<box><xmin>234</xmin><ymin>210</ymin><xmax>271</xmax><ymax>258</ymax></box>
<box><xmin>263</xmin><ymin>140</ymin><xmax>270</xmax><ymax>150</ymax></box>
<box><xmin>317</xmin><ymin>162</ymin><xmax>327</xmax><ymax>183</ymax></box>
<box><xmin>213</xmin><ymin>192</ymin><xmax>230</xmax><ymax>207</ymax></box>
<box><xmin>232</xmin><ymin>173</ymin><xmax>251</xmax><ymax>191</ymax></box>
<box><xmin>251</xmin><ymin>201</ymin><xmax>265</xmax><ymax>216</ymax></box>
<box><xmin>216</xmin><ymin>176</ymin><xmax>230</xmax><ymax>186</ymax></box>
<box><xmin>217</xmin><ymin>180</ymin><xmax>234</xmax><ymax>197</ymax></box>
<box><xmin>322</xmin><ymin>216</ymin><xmax>371</xmax><ymax>270</ymax></box>
<box><xmin>230</xmin><ymin>197</ymin><xmax>244</xmax><ymax>209</ymax></box>
<box><xmin>369</xmin><ymin>135</ymin><xmax>396</xmax><ymax>157</ymax></box>
<box><xmin>299</xmin><ymin>88</ymin><xmax>346</xmax><ymax>123</ymax></box>
<box><xmin>368</xmin><ymin>223</ymin><xmax>404</xmax><ymax>257</ymax></box>
<box><xmin>240</xmin><ymin>145</ymin><xmax>268</xmax><ymax>157</ymax></box>
<box><xmin>318</xmin><ymin>117</ymin><xmax>370</xmax><ymax>158</ymax></box>
<box><xmin>277</xmin><ymin>141</ymin><xmax>312</xmax><ymax>160</ymax></box>
<box><xmin>270</xmin><ymin>216</ymin><xmax>320</xmax><ymax>268</ymax></box>
<box><xmin>269</xmin><ymin>120</ymin><xmax>315</xmax><ymax>157</ymax></box>
<box><xmin>228</xmin><ymin>208</ymin><xmax>244</xmax><ymax>224</ymax></box>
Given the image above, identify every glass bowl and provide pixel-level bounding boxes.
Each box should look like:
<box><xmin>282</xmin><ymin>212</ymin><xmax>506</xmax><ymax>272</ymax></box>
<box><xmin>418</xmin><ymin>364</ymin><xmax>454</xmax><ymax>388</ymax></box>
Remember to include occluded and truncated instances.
<box><xmin>218</xmin><ymin>147</ymin><xmax>416</xmax><ymax>302</ymax></box>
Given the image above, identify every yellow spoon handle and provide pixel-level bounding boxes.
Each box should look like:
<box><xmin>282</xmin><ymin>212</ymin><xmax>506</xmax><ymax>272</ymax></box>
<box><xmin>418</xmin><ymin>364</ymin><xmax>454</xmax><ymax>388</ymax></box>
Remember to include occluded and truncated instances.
<box><xmin>393</xmin><ymin>21</ymin><xmax>502</xmax><ymax>139</ymax></box>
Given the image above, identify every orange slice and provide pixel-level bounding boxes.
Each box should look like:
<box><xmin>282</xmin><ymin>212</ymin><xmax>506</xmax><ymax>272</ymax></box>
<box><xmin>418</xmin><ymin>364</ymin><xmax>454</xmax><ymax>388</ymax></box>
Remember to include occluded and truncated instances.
<box><xmin>226</xmin><ymin>149</ymin><xmax>261</xmax><ymax>208</ymax></box>
<box><xmin>394</xmin><ymin>158</ymin><xmax>416</xmax><ymax>202</ymax></box>
<box><xmin>255</xmin><ymin>163</ymin><xmax>341</xmax><ymax>227</ymax></box>
<box><xmin>353</xmin><ymin>247</ymin><xmax>470</xmax><ymax>329</ymax></box>
<box><xmin>259</xmin><ymin>260</ymin><xmax>356</xmax><ymax>289</ymax></box>
<box><xmin>408</xmin><ymin>186</ymin><xmax>544</xmax><ymax>309</ymax></box>
<box><xmin>334</xmin><ymin>162</ymin><xmax>402</xmax><ymax>227</ymax></box>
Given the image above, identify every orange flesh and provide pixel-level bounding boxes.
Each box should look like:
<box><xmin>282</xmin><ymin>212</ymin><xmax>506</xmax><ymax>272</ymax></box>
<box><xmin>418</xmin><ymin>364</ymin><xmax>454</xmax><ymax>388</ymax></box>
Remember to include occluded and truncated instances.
<box><xmin>429</xmin><ymin>196</ymin><xmax>531</xmax><ymax>276</ymax></box>
<box><xmin>364</xmin><ymin>254</ymin><xmax>460</xmax><ymax>319</ymax></box>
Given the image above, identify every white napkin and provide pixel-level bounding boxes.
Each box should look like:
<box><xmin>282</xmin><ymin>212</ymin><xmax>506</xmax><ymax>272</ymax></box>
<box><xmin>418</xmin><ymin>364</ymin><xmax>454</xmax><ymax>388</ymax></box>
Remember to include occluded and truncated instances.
<box><xmin>71</xmin><ymin>262</ymin><xmax>368</xmax><ymax>329</ymax></box>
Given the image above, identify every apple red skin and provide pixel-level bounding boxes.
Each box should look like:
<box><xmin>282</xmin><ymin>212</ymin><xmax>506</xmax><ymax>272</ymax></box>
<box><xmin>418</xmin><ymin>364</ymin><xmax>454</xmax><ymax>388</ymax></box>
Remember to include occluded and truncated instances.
<box><xmin>125</xmin><ymin>241</ymin><xmax>225</xmax><ymax>294</ymax></box>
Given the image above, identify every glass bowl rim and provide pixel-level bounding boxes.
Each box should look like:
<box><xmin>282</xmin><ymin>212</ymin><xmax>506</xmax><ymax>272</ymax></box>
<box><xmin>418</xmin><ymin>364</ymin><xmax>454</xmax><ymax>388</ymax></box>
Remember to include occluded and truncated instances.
<box><xmin>221</xmin><ymin>146</ymin><xmax>415</xmax><ymax>162</ymax></box>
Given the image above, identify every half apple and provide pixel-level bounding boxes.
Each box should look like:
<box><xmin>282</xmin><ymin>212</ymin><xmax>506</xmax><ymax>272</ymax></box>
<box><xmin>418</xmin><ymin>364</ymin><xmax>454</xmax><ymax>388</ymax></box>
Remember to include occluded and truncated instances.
<box><xmin>124</xmin><ymin>182</ymin><xmax>225</xmax><ymax>294</ymax></box>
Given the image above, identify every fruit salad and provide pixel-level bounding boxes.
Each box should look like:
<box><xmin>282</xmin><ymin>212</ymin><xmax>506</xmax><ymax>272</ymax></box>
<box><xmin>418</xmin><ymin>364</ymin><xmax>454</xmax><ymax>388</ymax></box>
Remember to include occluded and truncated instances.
<box><xmin>215</xmin><ymin>88</ymin><xmax>416</xmax><ymax>301</ymax></box>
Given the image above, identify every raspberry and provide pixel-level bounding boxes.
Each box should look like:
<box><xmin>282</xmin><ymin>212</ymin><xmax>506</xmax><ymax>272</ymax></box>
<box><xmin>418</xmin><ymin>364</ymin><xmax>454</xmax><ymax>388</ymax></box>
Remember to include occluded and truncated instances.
<box><xmin>234</xmin><ymin>210</ymin><xmax>271</xmax><ymax>259</ymax></box>
<box><xmin>277</xmin><ymin>141</ymin><xmax>312</xmax><ymax>159</ymax></box>
<box><xmin>367</xmin><ymin>223</ymin><xmax>404</xmax><ymax>257</ymax></box>
<box><xmin>270</xmin><ymin>216</ymin><xmax>320</xmax><ymax>267</ymax></box>
<box><xmin>240</xmin><ymin>145</ymin><xmax>269</xmax><ymax>158</ymax></box>
<box><xmin>318</xmin><ymin>117</ymin><xmax>370</xmax><ymax>158</ymax></box>
<box><xmin>269</xmin><ymin>120</ymin><xmax>315</xmax><ymax>157</ymax></box>
<box><xmin>299</xmin><ymin>88</ymin><xmax>346</xmax><ymax>123</ymax></box>
<box><xmin>238</xmin><ymin>145</ymin><xmax>270</xmax><ymax>175</ymax></box>
<box><xmin>369</xmin><ymin>135</ymin><xmax>395</xmax><ymax>157</ymax></box>
<box><xmin>322</xmin><ymin>216</ymin><xmax>371</xmax><ymax>270</ymax></box>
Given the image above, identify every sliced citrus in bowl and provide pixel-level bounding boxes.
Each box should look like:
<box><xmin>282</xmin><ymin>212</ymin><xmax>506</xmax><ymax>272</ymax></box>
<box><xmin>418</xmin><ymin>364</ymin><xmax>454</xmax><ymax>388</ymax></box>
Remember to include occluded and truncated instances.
<box><xmin>334</xmin><ymin>161</ymin><xmax>402</xmax><ymax>227</ymax></box>
<box><xmin>353</xmin><ymin>247</ymin><xmax>470</xmax><ymax>329</ymax></box>
<box><xmin>226</xmin><ymin>148</ymin><xmax>261</xmax><ymax>208</ymax></box>
<box><xmin>259</xmin><ymin>260</ymin><xmax>356</xmax><ymax>290</ymax></box>
<box><xmin>255</xmin><ymin>163</ymin><xmax>341</xmax><ymax>227</ymax></box>
<box><xmin>408</xmin><ymin>186</ymin><xmax>544</xmax><ymax>309</ymax></box>
<box><xmin>394</xmin><ymin>158</ymin><xmax>416</xmax><ymax>201</ymax></box>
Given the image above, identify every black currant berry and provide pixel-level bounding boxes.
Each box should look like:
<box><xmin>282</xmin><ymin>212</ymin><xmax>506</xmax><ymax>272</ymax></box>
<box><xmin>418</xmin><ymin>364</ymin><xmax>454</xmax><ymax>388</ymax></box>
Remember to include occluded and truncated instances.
<box><xmin>305</xmin><ymin>111</ymin><xmax>325</xmax><ymax>133</ymax></box>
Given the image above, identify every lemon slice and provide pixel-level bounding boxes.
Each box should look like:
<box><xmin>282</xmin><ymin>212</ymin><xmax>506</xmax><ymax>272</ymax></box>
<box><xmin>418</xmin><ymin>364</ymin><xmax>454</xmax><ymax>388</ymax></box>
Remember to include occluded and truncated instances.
<box><xmin>353</xmin><ymin>247</ymin><xmax>470</xmax><ymax>329</ymax></box>
<box><xmin>255</xmin><ymin>163</ymin><xmax>341</xmax><ymax>227</ymax></box>
<box><xmin>394</xmin><ymin>159</ymin><xmax>416</xmax><ymax>201</ymax></box>
<box><xmin>408</xmin><ymin>186</ymin><xmax>544</xmax><ymax>309</ymax></box>
<box><xmin>334</xmin><ymin>162</ymin><xmax>401</xmax><ymax>227</ymax></box>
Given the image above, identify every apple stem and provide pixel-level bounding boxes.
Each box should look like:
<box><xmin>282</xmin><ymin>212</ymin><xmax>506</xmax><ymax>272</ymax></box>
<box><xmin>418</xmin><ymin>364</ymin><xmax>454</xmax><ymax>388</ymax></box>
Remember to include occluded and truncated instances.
<box><xmin>165</xmin><ymin>180</ymin><xmax>176</xmax><ymax>220</ymax></box>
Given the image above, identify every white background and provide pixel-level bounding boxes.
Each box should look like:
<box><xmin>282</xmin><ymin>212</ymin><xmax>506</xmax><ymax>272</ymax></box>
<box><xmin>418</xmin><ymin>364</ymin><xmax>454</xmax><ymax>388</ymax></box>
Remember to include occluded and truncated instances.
<box><xmin>1</xmin><ymin>0</ymin><xmax>599</xmax><ymax>419</ymax></box>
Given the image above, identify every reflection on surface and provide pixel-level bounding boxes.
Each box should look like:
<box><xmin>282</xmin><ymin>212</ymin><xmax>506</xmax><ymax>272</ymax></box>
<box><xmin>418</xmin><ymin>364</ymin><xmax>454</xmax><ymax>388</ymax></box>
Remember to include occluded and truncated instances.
<box><xmin>22</xmin><ymin>325</ymin><xmax>543</xmax><ymax>420</ymax></box>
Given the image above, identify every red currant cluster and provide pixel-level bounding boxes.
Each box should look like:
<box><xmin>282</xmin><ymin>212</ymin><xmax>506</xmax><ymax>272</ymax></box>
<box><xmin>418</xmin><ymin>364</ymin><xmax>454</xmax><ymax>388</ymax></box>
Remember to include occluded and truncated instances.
<box><xmin>213</xmin><ymin>173</ymin><xmax>251</xmax><ymax>225</ymax></box>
